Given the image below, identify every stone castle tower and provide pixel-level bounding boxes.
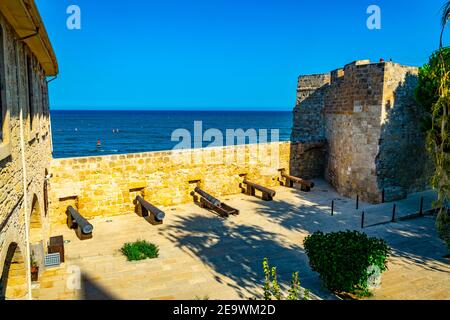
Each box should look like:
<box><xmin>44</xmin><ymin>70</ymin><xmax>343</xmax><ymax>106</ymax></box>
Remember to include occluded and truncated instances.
<box><xmin>291</xmin><ymin>60</ymin><xmax>433</xmax><ymax>203</ymax></box>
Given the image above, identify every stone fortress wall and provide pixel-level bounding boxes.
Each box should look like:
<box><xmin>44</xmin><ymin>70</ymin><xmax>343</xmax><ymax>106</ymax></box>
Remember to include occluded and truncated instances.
<box><xmin>291</xmin><ymin>60</ymin><xmax>433</xmax><ymax>203</ymax></box>
<box><xmin>0</xmin><ymin>7</ymin><xmax>54</xmax><ymax>300</ymax></box>
<box><xmin>48</xmin><ymin>142</ymin><xmax>291</xmax><ymax>225</ymax></box>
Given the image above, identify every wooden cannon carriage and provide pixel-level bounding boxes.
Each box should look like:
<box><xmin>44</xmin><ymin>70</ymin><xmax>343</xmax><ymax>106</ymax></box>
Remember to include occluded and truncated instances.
<box><xmin>193</xmin><ymin>187</ymin><xmax>239</xmax><ymax>218</ymax></box>
<box><xmin>243</xmin><ymin>180</ymin><xmax>276</xmax><ymax>201</ymax></box>
<box><xmin>66</xmin><ymin>206</ymin><xmax>94</xmax><ymax>240</ymax></box>
<box><xmin>281</xmin><ymin>172</ymin><xmax>315</xmax><ymax>192</ymax></box>
<box><xmin>135</xmin><ymin>196</ymin><xmax>166</xmax><ymax>225</ymax></box>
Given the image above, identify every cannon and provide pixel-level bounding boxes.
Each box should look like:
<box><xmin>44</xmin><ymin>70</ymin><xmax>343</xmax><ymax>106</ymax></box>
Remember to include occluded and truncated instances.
<box><xmin>243</xmin><ymin>180</ymin><xmax>276</xmax><ymax>201</ymax></box>
<box><xmin>135</xmin><ymin>196</ymin><xmax>166</xmax><ymax>225</ymax></box>
<box><xmin>193</xmin><ymin>187</ymin><xmax>239</xmax><ymax>218</ymax></box>
<box><xmin>66</xmin><ymin>206</ymin><xmax>94</xmax><ymax>240</ymax></box>
<box><xmin>281</xmin><ymin>172</ymin><xmax>315</xmax><ymax>192</ymax></box>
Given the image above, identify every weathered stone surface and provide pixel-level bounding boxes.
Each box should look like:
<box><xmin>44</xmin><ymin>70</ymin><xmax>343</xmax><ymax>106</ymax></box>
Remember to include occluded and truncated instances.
<box><xmin>291</xmin><ymin>60</ymin><xmax>434</xmax><ymax>203</ymax></box>
<box><xmin>290</xmin><ymin>141</ymin><xmax>327</xmax><ymax>180</ymax></box>
<box><xmin>48</xmin><ymin>142</ymin><xmax>291</xmax><ymax>226</ymax></box>
<box><xmin>0</xmin><ymin>9</ymin><xmax>52</xmax><ymax>300</ymax></box>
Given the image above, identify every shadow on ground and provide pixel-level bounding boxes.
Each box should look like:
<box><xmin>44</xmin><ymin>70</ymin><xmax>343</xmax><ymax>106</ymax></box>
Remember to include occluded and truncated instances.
<box><xmin>160</xmin><ymin>212</ymin><xmax>336</xmax><ymax>300</ymax></box>
<box><xmin>249</xmin><ymin>186</ymin><xmax>449</xmax><ymax>276</ymax></box>
<box><xmin>161</xmin><ymin>183</ymin><xmax>448</xmax><ymax>300</ymax></box>
<box><xmin>80</xmin><ymin>273</ymin><xmax>118</xmax><ymax>300</ymax></box>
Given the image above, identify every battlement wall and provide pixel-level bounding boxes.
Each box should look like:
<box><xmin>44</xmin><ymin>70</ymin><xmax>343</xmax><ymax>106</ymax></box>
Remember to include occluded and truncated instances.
<box><xmin>48</xmin><ymin>142</ymin><xmax>291</xmax><ymax>226</ymax></box>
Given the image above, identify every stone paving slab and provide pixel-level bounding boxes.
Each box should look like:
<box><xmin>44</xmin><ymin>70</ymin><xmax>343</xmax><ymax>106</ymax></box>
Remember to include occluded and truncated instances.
<box><xmin>34</xmin><ymin>180</ymin><xmax>449</xmax><ymax>300</ymax></box>
<box><xmin>361</xmin><ymin>190</ymin><xmax>438</xmax><ymax>228</ymax></box>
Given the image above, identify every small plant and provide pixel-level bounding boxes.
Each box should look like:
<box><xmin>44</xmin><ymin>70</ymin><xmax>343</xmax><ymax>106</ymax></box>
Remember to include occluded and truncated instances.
<box><xmin>287</xmin><ymin>272</ymin><xmax>300</xmax><ymax>300</ymax></box>
<box><xmin>303</xmin><ymin>231</ymin><xmax>390</xmax><ymax>297</ymax></box>
<box><xmin>30</xmin><ymin>253</ymin><xmax>39</xmax><ymax>282</ymax></box>
<box><xmin>30</xmin><ymin>253</ymin><xmax>38</xmax><ymax>268</ymax></box>
<box><xmin>121</xmin><ymin>240</ymin><xmax>159</xmax><ymax>261</ymax></box>
<box><xmin>195</xmin><ymin>295</ymin><xmax>210</xmax><ymax>300</ymax></box>
<box><xmin>262</xmin><ymin>258</ymin><xmax>309</xmax><ymax>300</ymax></box>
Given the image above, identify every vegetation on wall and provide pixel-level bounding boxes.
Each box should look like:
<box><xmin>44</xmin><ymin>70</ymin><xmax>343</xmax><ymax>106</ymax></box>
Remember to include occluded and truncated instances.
<box><xmin>303</xmin><ymin>231</ymin><xmax>390</xmax><ymax>297</ymax></box>
<box><xmin>415</xmin><ymin>2</ymin><xmax>450</xmax><ymax>246</ymax></box>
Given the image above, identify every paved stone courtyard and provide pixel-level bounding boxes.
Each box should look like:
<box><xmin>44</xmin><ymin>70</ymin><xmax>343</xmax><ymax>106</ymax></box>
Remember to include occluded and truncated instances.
<box><xmin>33</xmin><ymin>180</ymin><xmax>450</xmax><ymax>300</ymax></box>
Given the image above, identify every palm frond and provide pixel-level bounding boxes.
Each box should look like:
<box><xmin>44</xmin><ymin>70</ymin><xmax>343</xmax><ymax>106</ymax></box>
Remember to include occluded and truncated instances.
<box><xmin>441</xmin><ymin>2</ymin><xmax>450</xmax><ymax>48</ymax></box>
<box><xmin>442</xmin><ymin>1</ymin><xmax>450</xmax><ymax>30</ymax></box>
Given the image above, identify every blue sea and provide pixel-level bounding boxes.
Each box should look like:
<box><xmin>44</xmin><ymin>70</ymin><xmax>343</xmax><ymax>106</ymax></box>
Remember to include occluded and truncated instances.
<box><xmin>51</xmin><ymin>111</ymin><xmax>293</xmax><ymax>158</ymax></box>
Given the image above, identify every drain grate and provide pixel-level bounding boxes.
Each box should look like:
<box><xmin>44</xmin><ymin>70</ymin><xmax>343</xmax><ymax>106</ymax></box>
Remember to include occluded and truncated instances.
<box><xmin>44</xmin><ymin>253</ymin><xmax>61</xmax><ymax>268</ymax></box>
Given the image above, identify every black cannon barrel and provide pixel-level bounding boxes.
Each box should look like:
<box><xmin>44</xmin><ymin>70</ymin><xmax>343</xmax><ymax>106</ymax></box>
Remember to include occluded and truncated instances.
<box><xmin>194</xmin><ymin>187</ymin><xmax>221</xmax><ymax>207</ymax></box>
<box><xmin>243</xmin><ymin>180</ymin><xmax>276</xmax><ymax>197</ymax></box>
<box><xmin>136</xmin><ymin>196</ymin><xmax>166</xmax><ymax>221</ymax></box>
<box><xmin>67</xmin><ymin>206</ymin><xmax>94</xmax><ymax>234</ymax></box>
<box><xmin>282</xmin><ymin>173</ymin><xmax>315</xmax><ymax>189</ymax></box>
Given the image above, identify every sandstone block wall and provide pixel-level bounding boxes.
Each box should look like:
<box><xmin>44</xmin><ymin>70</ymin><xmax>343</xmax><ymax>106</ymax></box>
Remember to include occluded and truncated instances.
<box><xmin>323</xmin><ymin>61</ymin><xmax>386</xmax><ymax>202</ymax></box>
<box><xmin>376</xmin><ymin>63</ymin><xmax>434</xmax><ymax>201</ymax></box>
<box><xmin>0</xmin><ymin>11</ymin><xmax>52</xmax><ymax>299</ymax></box>
<box><xmin>290</xmin><ymin>74</ymin><xmax>330</xmax><ymax>181</ymax></box>
<box><xmin>291</xmin><ymin>60</ymin><xmax>433</xmax><ymax>203</ymax></box>
<box><xmin>291</xmin><ymin>73</ymin><xmax>330</xmax><ymax>142</ymax></box>
<box><xmin>289</xmin><ymin>141</ymin><xmax>327</xmax><ymax>180</ymax></box>
<box><xmin>48</xmin><ymin>142</ymin><xmax>291</xmax><ymax>226</ymax></box>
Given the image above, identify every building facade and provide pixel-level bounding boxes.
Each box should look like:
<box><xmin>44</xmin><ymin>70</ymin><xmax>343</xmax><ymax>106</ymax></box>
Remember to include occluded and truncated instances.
<box><xmin>0</xmin><ymin>0</ymin><xmax>57</xmax><ymax>300</ymax></box>
<box><xmin>291</xmin><ymin>60</ymin><xmax>434</xmax><ymax>203</ymax></box>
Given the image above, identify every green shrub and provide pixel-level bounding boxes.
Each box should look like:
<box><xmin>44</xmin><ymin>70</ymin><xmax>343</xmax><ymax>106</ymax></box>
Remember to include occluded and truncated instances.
<box><xmin>303</xmin><ymin>231</ymin><xmax>390</xmax><ymax>296</ymax></box>
<box><xmin>121</xmin><ymin>240</ymin><xmax>159</xmax><ymax>261</ymax></box>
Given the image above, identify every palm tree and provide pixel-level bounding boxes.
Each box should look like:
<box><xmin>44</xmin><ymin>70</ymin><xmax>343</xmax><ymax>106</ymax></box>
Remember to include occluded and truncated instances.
<box><xmin>436</xmin><ymin>1</ymin><xmax>450</xmax><ymax>246</ymax></box>
<box><xmin>441</xmin><ymin>1</ymin><xmax>450</xmax><ymax>48</ymax></box>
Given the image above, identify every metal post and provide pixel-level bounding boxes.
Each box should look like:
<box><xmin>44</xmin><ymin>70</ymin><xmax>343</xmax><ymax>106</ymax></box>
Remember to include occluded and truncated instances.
<box><xmin>392</xmin><ymin>204</ymin><xmax>396</xmax><ymax>222</ymax></box>
<box><xmin>419</xmin><ymin>197</ymin><xmax>424</xmax><ymax>216</ymax></box>
<box><xmin>331</xmin><ymin>200</ymin><xmax>334</xmax><ymax>216</ymax></box>
<box><xmin>361</xmin><ymin>211</ymin><xmax>365</xmax><ymax>229</ymax></box>
<box><xmin>356</xmin><ymin>195</ymin><xmax>359</xmax><ymax>210</ymax></box>
<box><xmin>382</xmin><ymin>189</ymin><xmax>385</xmax><ymax>204</ymax></box>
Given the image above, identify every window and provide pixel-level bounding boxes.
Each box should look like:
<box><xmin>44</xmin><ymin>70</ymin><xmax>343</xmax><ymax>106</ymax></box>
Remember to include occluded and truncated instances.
<box><xmin>26</xmin><ymin>55</ymin><xmax>35</xmax><ymax>132</ymax></box>
<box><xmin>0</xmin><ymin>25</ymin><xmax>6</xmax><ymax>142</ymax></box>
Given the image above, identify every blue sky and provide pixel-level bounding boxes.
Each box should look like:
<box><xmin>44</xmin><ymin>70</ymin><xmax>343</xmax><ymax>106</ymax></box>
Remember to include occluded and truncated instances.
<box><xmin>36</xmin><ymin>0</ymin><xmax>449</xmax><ymax>111</ymax></box>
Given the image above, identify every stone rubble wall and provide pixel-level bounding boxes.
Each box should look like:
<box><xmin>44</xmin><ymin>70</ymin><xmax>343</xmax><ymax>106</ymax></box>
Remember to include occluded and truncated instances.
<box><xmin>48</xmin><ymin>142</ymin><xmax>291</xmax><ymax>226</ymax></box>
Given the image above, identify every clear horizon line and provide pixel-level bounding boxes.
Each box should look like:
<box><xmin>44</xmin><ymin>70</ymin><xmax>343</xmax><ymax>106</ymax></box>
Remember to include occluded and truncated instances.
<box><xmin>50</xmin><ymin>108</ymin><xmax>294</xmax><ymax>112</ymax></box>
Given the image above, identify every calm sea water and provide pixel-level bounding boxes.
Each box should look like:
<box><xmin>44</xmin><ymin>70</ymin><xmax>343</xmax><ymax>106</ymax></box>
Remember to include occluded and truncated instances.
<box><xmin>51</xmin><ymin>110</ymin><xmax>293</xmax><ymax>158</ymax></box>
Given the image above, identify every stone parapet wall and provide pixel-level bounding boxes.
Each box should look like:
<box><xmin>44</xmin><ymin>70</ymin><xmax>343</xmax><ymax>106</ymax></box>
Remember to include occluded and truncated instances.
<box><xmin>48</xmin><ymin>142</ymin><xmax>291</xmax><ymax>226</ymax></box>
